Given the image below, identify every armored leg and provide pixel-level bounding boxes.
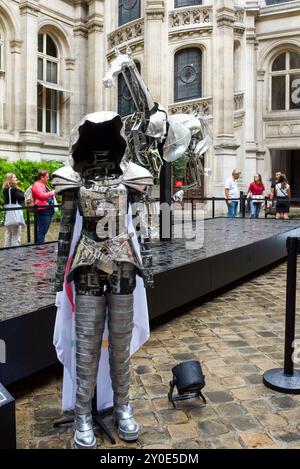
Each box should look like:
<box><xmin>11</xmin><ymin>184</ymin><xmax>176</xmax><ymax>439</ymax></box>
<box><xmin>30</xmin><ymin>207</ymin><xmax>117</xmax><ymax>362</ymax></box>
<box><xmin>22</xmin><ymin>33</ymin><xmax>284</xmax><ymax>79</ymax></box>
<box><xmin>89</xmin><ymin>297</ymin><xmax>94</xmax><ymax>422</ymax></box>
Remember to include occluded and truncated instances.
<box><xmin>74</xmin><ymin>294</ymin><xmax>107</xmax><ymax>449</ymax></box>
<box><xmin>107</xmin><ymin>293</ymin><xmax>139</xmax><ymax>441</ymax></box>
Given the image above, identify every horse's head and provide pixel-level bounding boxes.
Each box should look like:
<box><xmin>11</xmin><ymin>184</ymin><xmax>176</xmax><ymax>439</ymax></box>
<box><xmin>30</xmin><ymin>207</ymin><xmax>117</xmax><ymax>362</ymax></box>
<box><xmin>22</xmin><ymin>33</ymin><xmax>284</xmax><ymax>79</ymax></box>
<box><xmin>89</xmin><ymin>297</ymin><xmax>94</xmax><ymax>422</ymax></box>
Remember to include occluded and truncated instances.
<box><xmin>103</xmin><ymin>50</ymin><xmax>133</xmax><ymax>88</ymax></box>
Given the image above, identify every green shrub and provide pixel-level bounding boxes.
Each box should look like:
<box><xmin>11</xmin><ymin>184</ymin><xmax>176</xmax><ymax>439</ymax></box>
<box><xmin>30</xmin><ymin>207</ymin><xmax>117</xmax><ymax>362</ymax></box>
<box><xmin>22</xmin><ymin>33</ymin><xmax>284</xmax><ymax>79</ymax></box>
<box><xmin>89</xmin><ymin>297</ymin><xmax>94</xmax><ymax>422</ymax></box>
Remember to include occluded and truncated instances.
<box><xmin>172</xmin><ymin>155</ymin><xmax>188</xmax><ymax>181</ymax></box>
<box><xmin>0</xmin><ymin>158</ymin><xmax>64</xmax><ymax>223</ymax></box>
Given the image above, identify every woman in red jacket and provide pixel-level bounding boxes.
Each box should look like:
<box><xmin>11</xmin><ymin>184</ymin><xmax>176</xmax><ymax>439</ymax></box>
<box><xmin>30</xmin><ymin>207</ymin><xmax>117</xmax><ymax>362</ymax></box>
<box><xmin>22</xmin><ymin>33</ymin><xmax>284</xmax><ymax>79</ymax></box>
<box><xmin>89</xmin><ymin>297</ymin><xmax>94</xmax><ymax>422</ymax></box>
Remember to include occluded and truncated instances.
<box><xmin>245</xmin><ymin>173</ymin><xmax>265</xmax><ymax>219</ymax></box>
<box><xmin>32</xmin><ymin>169</ymin><xmax>56</xmax><ymax>243</ymax></box>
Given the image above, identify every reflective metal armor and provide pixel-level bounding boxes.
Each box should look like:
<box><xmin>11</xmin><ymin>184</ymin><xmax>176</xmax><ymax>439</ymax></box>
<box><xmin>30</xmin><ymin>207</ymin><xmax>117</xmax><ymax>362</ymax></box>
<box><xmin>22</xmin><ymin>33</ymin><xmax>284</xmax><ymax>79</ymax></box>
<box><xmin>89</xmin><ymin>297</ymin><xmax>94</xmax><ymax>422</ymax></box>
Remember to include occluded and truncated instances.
<box><xmin>54</xmin><ymin>48</ymin><xmax>211</xmax><ymax>449</ymax></box>
<box><xmin>53</xmin><ymin>112</ymin><xmax>154</xmax><ymax>449</ymax></box>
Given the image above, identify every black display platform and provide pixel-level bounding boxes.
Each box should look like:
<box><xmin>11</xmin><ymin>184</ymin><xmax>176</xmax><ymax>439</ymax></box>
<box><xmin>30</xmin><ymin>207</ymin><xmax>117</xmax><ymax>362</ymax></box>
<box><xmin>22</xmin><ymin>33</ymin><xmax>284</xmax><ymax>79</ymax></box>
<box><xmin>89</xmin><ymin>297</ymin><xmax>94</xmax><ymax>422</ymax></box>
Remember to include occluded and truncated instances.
<box><xmin>1</xmin><ymin>218</ymin><xmax>300</xmax><ymax>386</ymax></box>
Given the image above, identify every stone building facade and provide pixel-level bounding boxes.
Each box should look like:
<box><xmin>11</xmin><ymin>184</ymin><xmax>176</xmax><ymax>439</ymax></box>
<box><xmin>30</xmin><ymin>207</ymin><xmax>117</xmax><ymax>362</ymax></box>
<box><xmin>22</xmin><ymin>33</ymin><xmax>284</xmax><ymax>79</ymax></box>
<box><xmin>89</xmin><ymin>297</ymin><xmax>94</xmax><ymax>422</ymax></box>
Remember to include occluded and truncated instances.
<box><xmin>0</xmin><ymin>0</ymin><xmax>300</xmax><ymax>197</ymax></box>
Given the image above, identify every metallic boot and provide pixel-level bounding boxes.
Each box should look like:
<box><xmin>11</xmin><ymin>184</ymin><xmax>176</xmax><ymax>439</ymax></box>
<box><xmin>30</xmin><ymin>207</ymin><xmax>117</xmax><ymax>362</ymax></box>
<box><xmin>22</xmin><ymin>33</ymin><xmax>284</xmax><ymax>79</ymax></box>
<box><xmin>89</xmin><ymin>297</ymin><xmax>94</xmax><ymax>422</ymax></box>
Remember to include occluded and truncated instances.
<box><xmin>108</xmin><ymin>293</ymin><xmax>140</xmax><ymax>441</ymax></box>
<box><xmin>74</xmin><ymin>295</ymin><xmax>107</xmax><ymax>449</ymax></box>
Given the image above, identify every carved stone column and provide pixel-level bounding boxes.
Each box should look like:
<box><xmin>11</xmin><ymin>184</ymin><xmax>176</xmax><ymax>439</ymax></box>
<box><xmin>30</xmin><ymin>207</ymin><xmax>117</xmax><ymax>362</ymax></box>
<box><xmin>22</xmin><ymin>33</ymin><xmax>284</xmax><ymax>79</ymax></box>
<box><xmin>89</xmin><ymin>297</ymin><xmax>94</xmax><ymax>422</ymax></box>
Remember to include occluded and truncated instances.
<box><xmin>87</xmin><ymin>0</ymin><xmax>105</xmax><ymax>113</ymax></box>
<box><xmin>144</xmin><ymin>0</ymin><xmax>167</xmax><ymax>105</ymax></box>
<box><xmin>213</xmin><ymin>0</ymin><xmax>239</xmax><ymax>194</ymax></box>
<box><xmin>244</xmin><ymin>3</ymin><xmax>259</xmax><ymax>180</ymax></box>
<box><xmin>19</xmin><ymin>0</ymin><xmax>40</xmax><ymax>138</ymax></box>
<box><xmin>72</xmin><ymin>0</ymin><xmax>89</xmax><ymax>125</ymax></box>
<box><xmin>9</xmin><ymin>39</ymin><xmax>23</xmax><ymax>132</ymax></box>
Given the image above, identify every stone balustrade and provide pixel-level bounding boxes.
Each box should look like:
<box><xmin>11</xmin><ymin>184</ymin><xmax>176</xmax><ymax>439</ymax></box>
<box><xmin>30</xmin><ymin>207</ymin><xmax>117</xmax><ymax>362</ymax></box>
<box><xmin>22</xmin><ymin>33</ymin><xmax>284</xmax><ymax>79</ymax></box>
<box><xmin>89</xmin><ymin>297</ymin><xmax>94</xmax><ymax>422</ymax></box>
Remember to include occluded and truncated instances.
<box><xmin>169</xmin><ymin>97</ymin><xmax>213</xmax><ymax>116</ymax></box>
<box><xmin>169</xmin><ymin>5</ymin><xmax>213</xmax><ymax>29</ymax></box>
<box><xmin>107</xmin><ymin>18</ymin><xmax>144</xmax><ymax>51</ymax></box>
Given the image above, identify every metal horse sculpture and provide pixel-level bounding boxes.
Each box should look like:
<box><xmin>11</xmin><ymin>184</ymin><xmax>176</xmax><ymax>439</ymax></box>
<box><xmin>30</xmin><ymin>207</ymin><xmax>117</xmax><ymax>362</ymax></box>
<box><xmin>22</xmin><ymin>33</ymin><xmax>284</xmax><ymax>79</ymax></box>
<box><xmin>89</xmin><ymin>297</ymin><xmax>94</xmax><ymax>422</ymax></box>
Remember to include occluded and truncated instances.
<box><xmin>103</xmin><ymin>48</ymin><xmax>211</xmax><ymax>198</ymax></box>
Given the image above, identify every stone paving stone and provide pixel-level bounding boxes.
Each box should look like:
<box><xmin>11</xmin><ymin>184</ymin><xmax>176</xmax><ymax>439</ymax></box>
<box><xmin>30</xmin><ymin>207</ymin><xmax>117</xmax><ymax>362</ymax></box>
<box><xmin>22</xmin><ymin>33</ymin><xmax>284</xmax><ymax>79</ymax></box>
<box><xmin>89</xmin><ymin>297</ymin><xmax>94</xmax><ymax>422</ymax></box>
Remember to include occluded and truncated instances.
<box><xmin>271</xmin><ymin>396</ymin><xmax>299</xmax><ymax>409</ymax></box>
<box><xmin>12</xmin><ymin>258</ymin><xmax>300</xmax><ymax>449</ymax></box>
<box><xmin>135</xmin><ymin>412</ymin><xmax>159</xmax><ymax>427</ymax></box>
<box><xmin>205</xmin><ymin>391</ymin><xmax>234</xmax><ymax>404</ymax></box>
<box><xmin>257</xmin><ymin>413</ymin><xmax>288</xmax><ymax>429</ymax></box>
<box><xmin>157</xmin><ymin>409</ymin><xmax>189</xmax><ymax>425</ymax></box>
<box><xmin>238</xmin><ymin>432</ymin><xmax>277</xmax><ymax>449</ymax></box>
<box><xmin>168</xmin><ymin>423</ymin><xmax>198</xmax><ymax>440</ymax></box>
<box><xmin>197</xmin><ymin>419</ymin><xmax>231</xmax><ymax>437</ymax></box>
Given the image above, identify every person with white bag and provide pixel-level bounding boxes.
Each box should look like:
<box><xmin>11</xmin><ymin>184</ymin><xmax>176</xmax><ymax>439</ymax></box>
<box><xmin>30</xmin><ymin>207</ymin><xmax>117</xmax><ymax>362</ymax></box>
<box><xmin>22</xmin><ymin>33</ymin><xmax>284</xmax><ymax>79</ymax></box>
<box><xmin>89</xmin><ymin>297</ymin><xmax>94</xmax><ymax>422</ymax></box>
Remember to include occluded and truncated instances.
<box><xmin>2</xmin><ymin>173</ymin><xmax>25</xmax><ymax>247</ymax></box>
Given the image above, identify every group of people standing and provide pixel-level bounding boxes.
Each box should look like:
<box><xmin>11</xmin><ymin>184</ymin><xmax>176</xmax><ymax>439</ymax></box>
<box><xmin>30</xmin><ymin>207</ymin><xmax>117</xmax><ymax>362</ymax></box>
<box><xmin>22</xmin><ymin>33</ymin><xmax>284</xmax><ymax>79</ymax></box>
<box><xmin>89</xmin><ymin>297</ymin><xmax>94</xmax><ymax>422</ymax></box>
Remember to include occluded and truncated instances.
<box><xmin>2</xmin><ymin>170</ymin><xmax>56</xmax><ymax>247</ymax></box>
<box><xmin>225</xmin><ymin>169</ymin><xmax>291</xmax><ymax>220</ymax></box>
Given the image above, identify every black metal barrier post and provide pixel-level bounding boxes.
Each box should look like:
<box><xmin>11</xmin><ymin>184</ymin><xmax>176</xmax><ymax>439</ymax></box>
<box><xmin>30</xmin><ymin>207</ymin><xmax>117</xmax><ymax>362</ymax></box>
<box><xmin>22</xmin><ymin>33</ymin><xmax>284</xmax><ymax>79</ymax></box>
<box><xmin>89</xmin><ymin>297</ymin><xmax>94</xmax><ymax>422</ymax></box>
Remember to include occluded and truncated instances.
<box><xmin>240</xmin><ymin>191</ymin><xmax>246</xmax><ymax>218</ymax></box>
<box><xmin>25</xmin><ymin>207</ymin><xmax>31</xmax><ymax>244</ymax></box>
<box><xmin>263</xmin><ymin>236</ymin><xmax>300</xmax><ymax>393</ymax></box>
<box><xmin>264</xmin><ymin>196</ymin><xmax>268</xmax><ymax>219</ymax></box>
<box><xmin>33</xmin><ymin>205</ymin><xmax>38</xmax><ymax>244</ymax></box>
<box><xmin>212</xmin><ymin>197</ymin><xmax>215</xmax><ymax>219</ymax></box>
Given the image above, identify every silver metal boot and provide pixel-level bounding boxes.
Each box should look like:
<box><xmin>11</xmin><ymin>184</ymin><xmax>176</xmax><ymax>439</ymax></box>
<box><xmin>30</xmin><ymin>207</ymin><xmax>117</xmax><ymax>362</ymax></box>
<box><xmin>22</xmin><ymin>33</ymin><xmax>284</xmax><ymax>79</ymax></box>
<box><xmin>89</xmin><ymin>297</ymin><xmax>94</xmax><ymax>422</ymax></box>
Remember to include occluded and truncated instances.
<box><xmin>74</xmin><ymin>295</ymin><xmax>107</xmax><ymax>449</ymax></box>
<box><xmin>108</xmin><ymin>293</ymin><xmax>140</xmax><ymax>441</ymax></box>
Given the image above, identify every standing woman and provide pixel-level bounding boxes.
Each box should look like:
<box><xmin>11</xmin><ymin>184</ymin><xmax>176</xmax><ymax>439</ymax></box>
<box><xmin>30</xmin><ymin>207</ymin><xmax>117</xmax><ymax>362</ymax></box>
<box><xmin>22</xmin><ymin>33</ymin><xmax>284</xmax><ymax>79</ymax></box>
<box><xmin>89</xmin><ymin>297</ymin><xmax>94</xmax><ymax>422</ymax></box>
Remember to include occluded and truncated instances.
<box><xmin>246</xmin><ymin>173</ymin><xmax>265</xmax><ymax>219</ymax></box>
<box><xmin>2</xmin><ymin>173</ymin><xmax>25</xmax><ymax>247</ymax></box>
<box><xmin>32</xmin><ymin>170</ymin><xmax>56</xmax><ymax>244</ymax></box>
<box><xmin>275</xmin><ymin>174</ymin><xmax>291</xmax><ymax>220</ymax></box>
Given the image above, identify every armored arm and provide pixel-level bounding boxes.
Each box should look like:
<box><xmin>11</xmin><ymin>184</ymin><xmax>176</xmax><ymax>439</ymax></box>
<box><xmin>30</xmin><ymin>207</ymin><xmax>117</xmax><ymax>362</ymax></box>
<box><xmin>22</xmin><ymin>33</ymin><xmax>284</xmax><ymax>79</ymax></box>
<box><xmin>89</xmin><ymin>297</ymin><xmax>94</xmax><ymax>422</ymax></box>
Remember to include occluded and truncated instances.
<box><xmin>55</xmin><ymin>189</ymin><xmax>77</xmax><ymax>292</ymax></box>
<box><xmin>130</xmin><ymin>188</ymin><xmax>155</xmax><ymax>289</ymax></box>
<box><xmin>52</xmin><ymin>166</ymin><xmax>81</xmax><ymax>292</ymax></box>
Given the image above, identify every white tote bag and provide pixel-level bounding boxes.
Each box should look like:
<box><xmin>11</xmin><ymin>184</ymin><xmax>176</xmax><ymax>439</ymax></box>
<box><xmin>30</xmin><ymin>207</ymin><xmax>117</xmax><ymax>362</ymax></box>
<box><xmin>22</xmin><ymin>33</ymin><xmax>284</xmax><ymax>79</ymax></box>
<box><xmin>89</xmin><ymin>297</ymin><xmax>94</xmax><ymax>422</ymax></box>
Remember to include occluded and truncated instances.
<box><xmin>4</xmin><ymin>188</ymin><xmax>25</xmax><ymax>227</ymax></box>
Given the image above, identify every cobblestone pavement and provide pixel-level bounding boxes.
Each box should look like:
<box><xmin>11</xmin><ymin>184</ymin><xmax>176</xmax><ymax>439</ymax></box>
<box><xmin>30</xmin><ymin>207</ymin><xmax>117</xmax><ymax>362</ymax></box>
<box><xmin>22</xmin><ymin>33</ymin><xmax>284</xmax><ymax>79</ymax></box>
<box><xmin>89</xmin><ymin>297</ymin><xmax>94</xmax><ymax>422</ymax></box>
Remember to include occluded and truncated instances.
<box><xmin>10</xmin><ymin>259</ymin><xmax>300</xmax><ymax>449</ymax></box>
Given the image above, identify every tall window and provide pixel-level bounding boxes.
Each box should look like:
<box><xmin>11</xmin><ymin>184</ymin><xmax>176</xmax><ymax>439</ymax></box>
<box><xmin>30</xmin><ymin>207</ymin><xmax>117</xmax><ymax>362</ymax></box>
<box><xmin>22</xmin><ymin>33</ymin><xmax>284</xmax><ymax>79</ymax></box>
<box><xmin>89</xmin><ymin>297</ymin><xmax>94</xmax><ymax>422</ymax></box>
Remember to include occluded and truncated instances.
<box><xmin>174</xmin><ymin>48</ymin><xmax>202</xmax><ymax>102</ymax></box>
<box><xmin>37</xmin><ymin>33</ymin><xmax>59</xmax><ymax>133</ymax></box>
<box><xmin>266</xmin><ymin>0</ymin><xmax>296</xmax><ymax>5</ymax></box>
<box><xmin>0</xmin><ymin>26</ymin><xmax>5</xmax><ymax>129</ymax></box>
<box><xmin>0</xmin><ymin>29</ymin><xmax>4</xmax><ymax>71</ymax></box>
<box><xmin>271</xmin><ymin>51</ymin><xmax>300</xmax><ymax>111</ymax></box>
<box><xmin>175</xmin><ymin>1</ymin><xmax>202</xmax><ymax>7</ymax></box>
<box><xmin>119</xmin><ymin>0</ymin><xmax>141</xmax><ymax>27</ymax></box>
<box><xmin>118</xmin><ymin>62</ymin><xmax>141</xmax><ymax>117</ymax></box>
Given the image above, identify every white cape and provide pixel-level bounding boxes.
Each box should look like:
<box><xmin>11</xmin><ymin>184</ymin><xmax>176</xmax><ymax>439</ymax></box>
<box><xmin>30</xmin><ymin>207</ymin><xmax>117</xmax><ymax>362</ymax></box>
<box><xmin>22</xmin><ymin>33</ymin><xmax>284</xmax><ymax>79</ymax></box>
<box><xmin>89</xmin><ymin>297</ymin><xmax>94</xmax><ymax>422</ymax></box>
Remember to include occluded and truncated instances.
<box><xmin>53</xmin><ymin>208</ymin><xmax>150</xmax><ymax>411</ymax></box>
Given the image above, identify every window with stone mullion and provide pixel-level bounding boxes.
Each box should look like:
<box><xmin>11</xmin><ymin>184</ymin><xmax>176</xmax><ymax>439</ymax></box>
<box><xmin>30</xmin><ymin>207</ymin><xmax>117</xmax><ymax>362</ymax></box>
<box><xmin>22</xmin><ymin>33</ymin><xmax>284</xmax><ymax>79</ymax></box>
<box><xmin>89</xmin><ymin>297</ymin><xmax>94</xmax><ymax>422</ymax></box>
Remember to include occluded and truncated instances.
<box><xmin>174</xmin><ymin>48</ymin><xmax>202</xmax><ymax>102</ymax></box>
<box><xmin>0</xmin><ymin>30</ymin><xmax>4</xmax><ymax>71</ymax></box>
<box><xmin>266</xmin><ymin>0</ymin><xmax>296</xmax><ymax>5</ymax></box>
<box><xmin>175</xmin><ymin>0</ymin><xmax>202</xmax><ymax>8</ymax></box>
<box><xmin>271</xmin><ymin>51</ymin><xmax>300</xmax><ymax>111</ymax></box>
<box><xmin>118</xmin><ymin>62</ymin><xmax>141</xmax><ymax>117</ymax></box>
<box><xmin>119</xmin><ymin>0</ymin><xmax>141</xmax><ymax>27</ymax></box>
<box><xmin>37</xmin><ymin>33</ymin><xmax>59</xmax><ymax>133</ymax></box>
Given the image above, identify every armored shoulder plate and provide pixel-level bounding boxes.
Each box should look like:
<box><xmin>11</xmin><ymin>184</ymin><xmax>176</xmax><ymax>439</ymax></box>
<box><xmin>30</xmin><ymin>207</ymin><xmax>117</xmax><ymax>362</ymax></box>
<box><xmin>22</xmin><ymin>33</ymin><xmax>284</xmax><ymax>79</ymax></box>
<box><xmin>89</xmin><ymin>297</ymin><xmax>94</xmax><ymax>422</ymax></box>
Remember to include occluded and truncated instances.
<box><xmin>121</xmin><ymin>161</ymin><xmax>154</xmax><ymax>193</ymax></box>
<box><xmin>52</xmin><ymin>166</ymin><xmax>82</xmax><ymax>194</ymax></box>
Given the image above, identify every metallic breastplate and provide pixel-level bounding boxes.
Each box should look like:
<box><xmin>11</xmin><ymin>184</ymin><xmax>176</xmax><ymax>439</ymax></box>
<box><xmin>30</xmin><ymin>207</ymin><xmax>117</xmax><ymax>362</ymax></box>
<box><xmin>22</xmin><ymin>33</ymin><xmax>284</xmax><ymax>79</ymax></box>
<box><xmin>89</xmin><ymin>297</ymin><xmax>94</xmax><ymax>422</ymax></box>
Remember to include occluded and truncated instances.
<box><xmin>78</xmin><ymin>179</ymin><xmax>128</xmax><ymax>219</ymax></box>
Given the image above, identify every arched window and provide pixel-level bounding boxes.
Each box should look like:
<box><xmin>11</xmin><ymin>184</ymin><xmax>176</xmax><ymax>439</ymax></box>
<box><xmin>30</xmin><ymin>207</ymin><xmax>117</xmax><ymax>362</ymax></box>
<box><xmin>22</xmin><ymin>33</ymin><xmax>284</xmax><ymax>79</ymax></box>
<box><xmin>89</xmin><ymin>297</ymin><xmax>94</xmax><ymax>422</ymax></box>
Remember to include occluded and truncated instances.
<box><xmin>37</xmin><ymin>33</ymin><xmax>59</xmax><ymax>133</ymax></box>
<box><xmin>174</xmin><ymin>48</ymin><xmax>202</xmax><ymax>102</ymax></box>
<box><xmin>175</xmin><ymin>1</ymin><xmax>202</xmax><ymax>7</ymax></box>
<box><xmin>119</xmin><ymin>0</ymin><xmax>141</xmax><ymax>27</ymax></box>
<box><xmin>271</xmin><ymin>51</ymin><xmax>300</xmax><ymax>111</ymax></box>
<box><xmin>118</xmin><ymin>62</ymin><xmax>141</xmax><ymax>117</ymax></box>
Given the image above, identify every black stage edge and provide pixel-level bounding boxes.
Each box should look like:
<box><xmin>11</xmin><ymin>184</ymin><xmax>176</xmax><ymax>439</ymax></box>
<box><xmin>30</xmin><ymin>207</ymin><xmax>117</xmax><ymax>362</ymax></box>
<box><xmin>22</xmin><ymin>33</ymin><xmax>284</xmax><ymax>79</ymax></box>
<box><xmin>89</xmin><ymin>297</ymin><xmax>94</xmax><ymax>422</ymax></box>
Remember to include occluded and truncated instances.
<box><xmin>0</xmin><ymin>382</ymin><xmax>16</xmax><ymax>449</ymax></box>
<box><xmin>0</xmin><ymin>306</ymin><xmax>57</xmax><ymax>386</ymax></box>
<box><xmin>1</xmin><ymin>219</ymin><xmax>300</xmax><ymax>386</ymax></box>
<box><xmin>147</xmin><ymin>223</ymin><xmax>300</xmax><ymax>320</ymax></box>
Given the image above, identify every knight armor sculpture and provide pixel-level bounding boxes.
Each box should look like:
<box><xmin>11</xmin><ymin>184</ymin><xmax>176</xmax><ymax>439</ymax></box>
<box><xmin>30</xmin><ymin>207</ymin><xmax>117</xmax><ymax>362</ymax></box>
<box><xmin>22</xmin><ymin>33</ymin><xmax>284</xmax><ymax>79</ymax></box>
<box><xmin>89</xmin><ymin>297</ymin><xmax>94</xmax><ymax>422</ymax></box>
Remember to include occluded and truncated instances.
<box><xmin>53</xmin><ymin>49</ymin><xmax>211</xmax><ymax>449</ymax></box>
<box><xmin>53</xmin><ymin>112</ymin><xmax>154</xmax><ymax>449</ymax></box>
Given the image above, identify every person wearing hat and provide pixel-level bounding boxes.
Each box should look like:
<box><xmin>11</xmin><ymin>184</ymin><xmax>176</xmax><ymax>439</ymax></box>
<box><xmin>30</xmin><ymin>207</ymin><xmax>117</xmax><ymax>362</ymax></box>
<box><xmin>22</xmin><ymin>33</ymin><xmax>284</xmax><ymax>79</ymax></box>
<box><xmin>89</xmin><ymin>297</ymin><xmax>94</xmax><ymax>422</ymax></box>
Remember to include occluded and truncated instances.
<box><xmin>224</xmin><ymin>169</ymin><xmax>241</xmax><ymax>218</ymax></box>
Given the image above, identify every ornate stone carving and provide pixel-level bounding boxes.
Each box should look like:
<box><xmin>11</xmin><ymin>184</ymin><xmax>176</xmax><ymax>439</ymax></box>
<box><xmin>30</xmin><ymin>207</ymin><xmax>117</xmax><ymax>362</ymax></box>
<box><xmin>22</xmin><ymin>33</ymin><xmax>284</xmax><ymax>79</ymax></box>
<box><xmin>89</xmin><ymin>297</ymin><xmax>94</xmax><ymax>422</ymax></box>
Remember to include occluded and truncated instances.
<box><xmin>235</xmin><ymin>7</ymin><xmax>245</xmax><ymax>24</ymax></box>
<box><xmin>169</xmin><ymin>97</ymin><xmax>213</xmax><ymax>116</ymax></box>
<box><xmin>108</xmin><ymin>19</ymin><xmax>144</xmax><ymax>50</ymax></box>
<box><xmin>169</xmin><ymin>6</ymin><xmax>212</xmax><ymax>29</ymax></box>
<box><xmin>65</xmin><ymin>58</ymin><xmax>76</xmax><ymax>71</ymax></box>
<box><xmin>234</xmin><ymin>92</ymin><xmax>244</xmax><ymax>111</ymax></box>
<box><xmin>10</xmin><ymin>40</ymin><xmax>23</xmax><ymax>55</ymax></box>
<box><xmin>19</xmin><ymin>1</ymin><xmax>40</xmax><ymax>17</ymax></box>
